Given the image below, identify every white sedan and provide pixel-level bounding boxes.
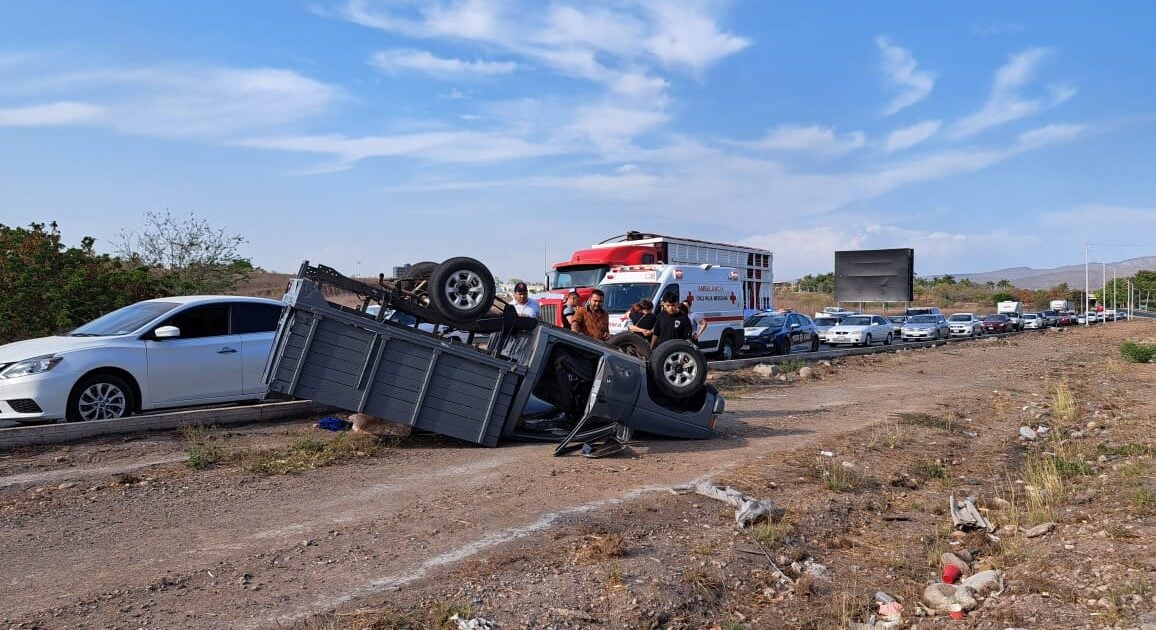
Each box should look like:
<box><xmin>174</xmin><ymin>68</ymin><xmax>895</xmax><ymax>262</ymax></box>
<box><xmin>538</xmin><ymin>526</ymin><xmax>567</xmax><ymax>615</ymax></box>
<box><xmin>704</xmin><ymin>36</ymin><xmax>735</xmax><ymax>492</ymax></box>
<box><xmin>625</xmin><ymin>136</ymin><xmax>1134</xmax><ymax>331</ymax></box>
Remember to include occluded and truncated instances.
<box><xmin>0</xmin><ymin>296</ymin><xmax>284</xmax><ymax>423</ymax></box>
<box><xmin>947</xmin><ymin>313</ymin><xmax>985</xmax><ymax>337</ymax></box>
<box><xmin>824</xmin><ymin>314</ymin><xmax>894</xmax><ymax>347</ymax></box>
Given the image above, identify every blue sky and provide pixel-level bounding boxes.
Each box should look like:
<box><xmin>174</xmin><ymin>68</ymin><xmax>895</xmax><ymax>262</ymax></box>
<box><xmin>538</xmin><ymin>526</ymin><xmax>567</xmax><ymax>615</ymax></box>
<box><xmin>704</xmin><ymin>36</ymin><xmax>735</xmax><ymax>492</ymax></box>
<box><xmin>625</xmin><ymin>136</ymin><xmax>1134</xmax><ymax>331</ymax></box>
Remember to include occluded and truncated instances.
<box><xmin>2</xmin><ymin>1</ymin><xmax>1155</xmax><ymax>282</ymax></box>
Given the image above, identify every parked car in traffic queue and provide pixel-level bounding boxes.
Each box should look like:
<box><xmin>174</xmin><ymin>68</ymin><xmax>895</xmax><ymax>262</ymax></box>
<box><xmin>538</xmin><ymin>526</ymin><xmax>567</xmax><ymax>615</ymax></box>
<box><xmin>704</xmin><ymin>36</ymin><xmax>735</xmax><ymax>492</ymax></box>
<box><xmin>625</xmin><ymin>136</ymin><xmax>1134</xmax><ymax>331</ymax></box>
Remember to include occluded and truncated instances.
<box><xmin>947</xmin><ymin>313</ymin><xmax>985</xmax><ymax>337</ymax></box>
<box><xmin>901</xmin><ymin>314</ymin><xmax>951</xmax><ymax>341</ymax></box>
<box><xmin>811</xmin><ymin>316</ymin><xmax>843</xmax><ymax>343</ymax></box>
<box><xmin>742</xmin><ymin>311</ymin><xmax>820</xmax><ymax>355</ymax></box>
<box><xmin>0</xmin><ymin>296</ymin><xmax>285</xmax><ymax>423</ymax></box>
<box><xmin>981</xmin><ymin>313</ymin><xmax>1013</xmax><ymax>333</ymax></box>
<box><xmin>825</xmin><ymin>314</ymin><xmax>894</xmax><ymax>347</ymax></box>
<box><xmin>887</xmin><ymin>315</ymin><xmax>907</xmax><ymax>336</ymax></box>
<box><xmin>1022</xmin><ymin>312</ymin><xmax>1045</xmax><ymax>329</ymax></box>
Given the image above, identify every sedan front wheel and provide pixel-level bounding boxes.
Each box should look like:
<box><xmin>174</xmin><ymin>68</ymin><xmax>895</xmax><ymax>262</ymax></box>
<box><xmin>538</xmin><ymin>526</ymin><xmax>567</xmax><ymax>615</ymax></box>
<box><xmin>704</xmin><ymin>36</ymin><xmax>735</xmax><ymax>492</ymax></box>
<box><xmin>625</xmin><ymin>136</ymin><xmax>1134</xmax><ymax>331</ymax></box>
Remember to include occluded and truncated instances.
<box><xmin>67</xmin><ymin>373</ymin><xmax>135</xmax><ymax>422</ymax></box>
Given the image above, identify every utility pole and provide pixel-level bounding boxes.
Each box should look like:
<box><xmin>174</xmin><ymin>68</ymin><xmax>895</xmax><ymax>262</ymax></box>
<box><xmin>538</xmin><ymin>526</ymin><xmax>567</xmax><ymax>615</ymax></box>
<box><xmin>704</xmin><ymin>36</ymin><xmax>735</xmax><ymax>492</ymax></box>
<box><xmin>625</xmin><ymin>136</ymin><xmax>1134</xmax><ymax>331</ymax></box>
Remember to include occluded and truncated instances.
<box><xmin>1084</xmin><ymin>243</ymin><xmax>1090</xmax><ymax>327</ymax></box>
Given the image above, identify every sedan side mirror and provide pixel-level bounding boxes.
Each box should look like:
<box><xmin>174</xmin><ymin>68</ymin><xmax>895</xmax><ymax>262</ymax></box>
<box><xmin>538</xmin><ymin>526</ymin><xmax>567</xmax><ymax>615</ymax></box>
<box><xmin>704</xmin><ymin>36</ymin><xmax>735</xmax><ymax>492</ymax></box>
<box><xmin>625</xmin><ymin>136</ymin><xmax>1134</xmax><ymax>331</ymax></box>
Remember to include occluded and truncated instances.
<box><xmin>153</xmin><ymin>325</ymin><xmax>182</xmax><ymax>339</ymax></box>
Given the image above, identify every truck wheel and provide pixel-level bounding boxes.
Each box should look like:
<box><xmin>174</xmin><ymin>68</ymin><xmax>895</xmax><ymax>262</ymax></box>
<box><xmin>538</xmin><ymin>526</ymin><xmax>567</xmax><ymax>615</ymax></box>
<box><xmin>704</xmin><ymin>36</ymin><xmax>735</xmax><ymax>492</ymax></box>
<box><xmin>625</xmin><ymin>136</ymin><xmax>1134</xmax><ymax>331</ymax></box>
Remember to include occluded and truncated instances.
<box><xmin>397</xmin><ymin>261</ymin><xmax>438</xmax><ymax>294</ymax></box>
<box><xmin>715</xmin><ymin>333</ymin><xmax>736</xmax><ymax>361</ymax></box>
<box><xmin>649</xmin><ymin>340</ymin><xmax>707</xmax><ymax>399</ymax></box>
<box><xmin>429</xmin><ymin>257</ymin><xmax>496</xmax><ymax>323</ymax></box>
<box><xmin>608</xmin><ymin>331</ymin><xmax>651</xmax><ymax>359</ymax></box>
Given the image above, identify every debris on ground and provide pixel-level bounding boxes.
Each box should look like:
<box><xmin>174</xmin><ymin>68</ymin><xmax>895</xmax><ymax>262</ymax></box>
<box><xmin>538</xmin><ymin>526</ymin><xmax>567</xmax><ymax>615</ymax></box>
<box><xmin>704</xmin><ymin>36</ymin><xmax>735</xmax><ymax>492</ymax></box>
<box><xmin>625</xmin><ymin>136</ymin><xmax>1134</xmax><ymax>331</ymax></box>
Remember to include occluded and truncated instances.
<box><xmin>674</xmin><ymin>481</ymin><xmax>780</xmax><ymax>528</ymax></box>
<box><xmin>949</xmin><ymin>494</ymin><xmax>994</xmax><ymax>532</ymax></box>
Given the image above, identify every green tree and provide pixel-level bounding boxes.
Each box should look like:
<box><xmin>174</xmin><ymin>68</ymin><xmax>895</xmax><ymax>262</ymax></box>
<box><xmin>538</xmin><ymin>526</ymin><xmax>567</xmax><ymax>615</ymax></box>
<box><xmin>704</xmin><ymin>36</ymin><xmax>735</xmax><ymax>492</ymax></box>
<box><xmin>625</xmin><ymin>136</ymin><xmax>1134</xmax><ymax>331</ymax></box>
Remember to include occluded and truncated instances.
<box><xmin>992</xmin><ymin>292</ymin><xmax>1016</xmax><ymax>304</ymax></box>
<box><xmin>117</xmin><ymin>209</ymin><xmax>252</xmax><ymax>294</ymax></box>
<box><xmin>796</xmin><ymin>272</ymin><xmax>834</xmax><ymax>293</ymax></box>
<box><xmin>0</xmin><ymin>222</ymin><xmax>164</xmax><ymax>344</ymax></box>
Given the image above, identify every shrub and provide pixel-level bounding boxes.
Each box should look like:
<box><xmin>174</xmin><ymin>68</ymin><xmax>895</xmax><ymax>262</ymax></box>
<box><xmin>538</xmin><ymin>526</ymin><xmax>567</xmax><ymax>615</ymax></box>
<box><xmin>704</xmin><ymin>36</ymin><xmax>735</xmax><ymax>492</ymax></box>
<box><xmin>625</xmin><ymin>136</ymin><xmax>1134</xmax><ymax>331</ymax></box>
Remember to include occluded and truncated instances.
<box><xmin>1120</xmin><ymin>341</ymin><xmax>1156</xmax><ymax>363</ymax></box>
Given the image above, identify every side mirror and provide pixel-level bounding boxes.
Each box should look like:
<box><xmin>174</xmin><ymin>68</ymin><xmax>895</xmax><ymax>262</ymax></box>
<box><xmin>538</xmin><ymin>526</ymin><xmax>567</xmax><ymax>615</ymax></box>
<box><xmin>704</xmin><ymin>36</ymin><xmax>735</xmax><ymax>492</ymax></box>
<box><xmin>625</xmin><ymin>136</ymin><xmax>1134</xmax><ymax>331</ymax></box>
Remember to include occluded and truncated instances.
<box><xmin>153</xmin><ymin>325</ymin><xmax>181</xmax><ymax>339</ymax></box>
<box><xmin>790</xmin><ymin>323</ymin><xmax>800</xmax><ymax>329</ymax></box>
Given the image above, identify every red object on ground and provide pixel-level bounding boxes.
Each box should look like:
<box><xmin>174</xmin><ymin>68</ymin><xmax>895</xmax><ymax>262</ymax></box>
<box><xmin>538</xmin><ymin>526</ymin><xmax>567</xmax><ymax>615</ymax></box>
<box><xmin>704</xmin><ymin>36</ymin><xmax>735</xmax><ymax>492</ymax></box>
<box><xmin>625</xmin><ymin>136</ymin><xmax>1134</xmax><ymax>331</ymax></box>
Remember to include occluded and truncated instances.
<box><xmin>942</xmin><ymin>564</ymin><xmax>962</xmax><ymax>583</ymax></box>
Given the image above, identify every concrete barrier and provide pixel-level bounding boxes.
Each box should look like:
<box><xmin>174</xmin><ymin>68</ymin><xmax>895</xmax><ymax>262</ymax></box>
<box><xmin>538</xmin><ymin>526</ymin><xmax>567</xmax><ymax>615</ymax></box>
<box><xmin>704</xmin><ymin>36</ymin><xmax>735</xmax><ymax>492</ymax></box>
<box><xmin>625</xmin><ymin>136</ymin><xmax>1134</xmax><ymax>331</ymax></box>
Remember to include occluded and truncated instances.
<box><xmin>0</xmin><ymin>400</ymin><xmax>334</xmax><ymax>450</ymax></box>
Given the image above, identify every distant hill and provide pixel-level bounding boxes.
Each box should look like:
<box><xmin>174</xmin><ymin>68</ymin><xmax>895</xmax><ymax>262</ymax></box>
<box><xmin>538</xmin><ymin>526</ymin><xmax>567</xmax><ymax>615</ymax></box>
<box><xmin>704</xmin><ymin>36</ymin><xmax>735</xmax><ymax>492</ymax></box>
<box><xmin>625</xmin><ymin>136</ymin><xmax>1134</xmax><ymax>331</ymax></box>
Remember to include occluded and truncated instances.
<box><xmin>957</xmin><ymin>255</ymin><xmax>1156</xmax><ymax>289</ymax></box>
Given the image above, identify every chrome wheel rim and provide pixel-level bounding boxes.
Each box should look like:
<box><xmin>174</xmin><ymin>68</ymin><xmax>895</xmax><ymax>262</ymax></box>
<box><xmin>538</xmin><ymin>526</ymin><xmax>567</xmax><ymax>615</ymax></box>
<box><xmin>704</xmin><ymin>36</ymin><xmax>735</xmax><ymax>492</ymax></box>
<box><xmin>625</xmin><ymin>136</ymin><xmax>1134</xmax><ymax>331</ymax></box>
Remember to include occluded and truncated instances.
<box><xmin>77</xmin><ymin>382</ymin><xmax>128</xmax><ymax>421</ymax></box>
<box><xmin>440</xmin><ymin>269</ymin><xmax>487</xmax><ymax>311</ymax></box>
<box><xmin>662</xmin><ymin>350</ymin><xmax>699</xmax><ymax>388</ymax></box>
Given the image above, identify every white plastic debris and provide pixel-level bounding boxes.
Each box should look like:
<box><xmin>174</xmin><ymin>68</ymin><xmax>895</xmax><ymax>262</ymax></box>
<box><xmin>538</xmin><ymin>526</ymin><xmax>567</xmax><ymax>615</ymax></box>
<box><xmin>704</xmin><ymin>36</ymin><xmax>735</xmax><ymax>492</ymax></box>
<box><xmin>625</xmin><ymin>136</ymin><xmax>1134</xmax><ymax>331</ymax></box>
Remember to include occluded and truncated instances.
<box><xmin>1018</xmin><ymin>426</ymin><xmax>1038</xmax><ymax>440</ymax></box>
<box><xmin>449</xmin><ymin>614</ymin><xmax>497</xmax><ymax>629</ymax></box>
<box><xmin>692</xmin><ymin>481</ymin><xmax>777</xmax><ymax>528</ymax></box>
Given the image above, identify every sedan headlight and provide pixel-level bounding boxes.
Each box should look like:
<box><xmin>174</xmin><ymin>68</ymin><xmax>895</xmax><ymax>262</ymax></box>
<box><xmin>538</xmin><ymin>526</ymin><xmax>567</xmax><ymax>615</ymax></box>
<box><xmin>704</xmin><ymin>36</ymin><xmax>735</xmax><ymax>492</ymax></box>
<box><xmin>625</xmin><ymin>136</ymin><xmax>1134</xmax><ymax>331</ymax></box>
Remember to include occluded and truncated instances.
<box><xmin>0</xmin><ymin>355</ymin><xmax>63</xmax><ymax>379</ymax></box>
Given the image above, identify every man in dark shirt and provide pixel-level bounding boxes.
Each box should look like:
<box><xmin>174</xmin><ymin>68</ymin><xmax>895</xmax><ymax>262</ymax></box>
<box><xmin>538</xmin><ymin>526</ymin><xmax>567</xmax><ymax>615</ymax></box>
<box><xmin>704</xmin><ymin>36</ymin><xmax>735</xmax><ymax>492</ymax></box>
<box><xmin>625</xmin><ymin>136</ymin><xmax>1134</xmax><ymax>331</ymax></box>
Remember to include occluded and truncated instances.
<box><xmin>651</xmin><ymin>293</ymin><xmax>693</xmax><ymax>348</ymax></box>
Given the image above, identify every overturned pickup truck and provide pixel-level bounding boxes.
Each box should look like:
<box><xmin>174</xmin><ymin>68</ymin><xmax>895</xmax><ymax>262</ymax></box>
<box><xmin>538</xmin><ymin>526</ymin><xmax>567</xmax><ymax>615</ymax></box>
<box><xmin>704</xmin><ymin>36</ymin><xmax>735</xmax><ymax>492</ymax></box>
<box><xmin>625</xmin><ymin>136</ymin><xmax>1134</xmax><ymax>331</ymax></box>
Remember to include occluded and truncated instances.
<box><xmin>263</xmin><ymin>258</ymin><xmax>723</xmax><ymax>450</ymax></box>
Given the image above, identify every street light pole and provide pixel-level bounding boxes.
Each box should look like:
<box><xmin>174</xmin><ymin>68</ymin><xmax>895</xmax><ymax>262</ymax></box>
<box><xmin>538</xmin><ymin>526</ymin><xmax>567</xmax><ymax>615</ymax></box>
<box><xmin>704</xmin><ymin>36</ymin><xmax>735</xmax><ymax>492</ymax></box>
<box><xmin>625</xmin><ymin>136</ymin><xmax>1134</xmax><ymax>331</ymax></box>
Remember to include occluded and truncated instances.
<box><xmin>1084</xmin><ymin>244</ymin><xmax>1090</xmax><ymax>327</ymax></box>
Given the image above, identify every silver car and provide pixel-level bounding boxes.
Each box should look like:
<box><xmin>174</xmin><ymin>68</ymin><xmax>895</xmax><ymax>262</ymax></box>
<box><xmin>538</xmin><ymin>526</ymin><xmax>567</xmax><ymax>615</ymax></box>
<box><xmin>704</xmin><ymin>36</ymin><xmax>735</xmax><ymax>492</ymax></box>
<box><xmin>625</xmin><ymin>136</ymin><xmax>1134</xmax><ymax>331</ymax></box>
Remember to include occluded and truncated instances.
<box><xmin>947</xmin><ymin>313</ymin><xmax>984</xmax><ymax>337</ymax></box>
<box><xmin>901</xmin><ymin>314</ymin><xmax>951</xmax><ymax>341</ymax></box>
<box><xmin>812</xmin><ymin>316</ymin><xmax>843</xmax><ymax>343</ymax></box>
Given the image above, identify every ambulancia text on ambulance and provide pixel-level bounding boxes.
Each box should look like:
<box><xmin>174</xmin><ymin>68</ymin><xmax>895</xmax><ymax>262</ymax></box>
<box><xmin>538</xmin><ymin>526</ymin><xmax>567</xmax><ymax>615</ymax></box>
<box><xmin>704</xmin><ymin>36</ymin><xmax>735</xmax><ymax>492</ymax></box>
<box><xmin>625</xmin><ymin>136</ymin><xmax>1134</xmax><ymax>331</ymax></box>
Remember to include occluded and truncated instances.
<box><xmin>597</xmin><ymin>264</ymin><xmax>747</xmax><ymax>360</ymax></box>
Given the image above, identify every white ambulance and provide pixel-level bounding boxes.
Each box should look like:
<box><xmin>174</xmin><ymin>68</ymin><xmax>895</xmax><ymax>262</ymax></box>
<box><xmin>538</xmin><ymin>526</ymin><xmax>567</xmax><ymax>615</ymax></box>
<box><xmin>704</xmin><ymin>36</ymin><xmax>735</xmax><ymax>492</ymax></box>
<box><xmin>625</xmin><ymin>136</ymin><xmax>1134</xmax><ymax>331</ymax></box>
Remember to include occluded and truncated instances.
<box><xmin>598</xmin><ymin>264</ymin><xmax>747</xmax><ymax>360</ymax></box>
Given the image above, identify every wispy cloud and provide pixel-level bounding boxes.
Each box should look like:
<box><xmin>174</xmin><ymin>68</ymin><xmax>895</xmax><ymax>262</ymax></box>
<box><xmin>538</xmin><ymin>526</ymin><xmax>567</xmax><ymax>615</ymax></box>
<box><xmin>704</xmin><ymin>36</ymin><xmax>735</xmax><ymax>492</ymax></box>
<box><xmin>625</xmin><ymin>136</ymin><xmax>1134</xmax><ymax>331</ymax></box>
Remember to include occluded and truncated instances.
<box><xmin>749</xmin><ymin>125</ymin><xmax>866</xmax><ymax>154</ymax></box>
<box><xmin>951</xmin><ymin>47</ymin><xmax>1075</xmax><ymax>139</ymax></box>
<box><xmin>0</xmin><ymin>101</ymin><xmax>103</xmax><ymax>126</ymax></box>
<box><xmin>0</xmin><ymin>62</ymin><xmax>342</xmax><ymax>137</ymax></box>
<box><xmin>876</xmin><ymin>36</ymin><xmax>935</xmax><ymax>116</ymax></box>
<box><xmin>233</xmin><ymin>130</ymin><xmax>560</xmax><ymax>171</ymax></box>
<box><xmin>370</xmin><ymin>49</ymin><xmax>517</xmax><ymax>78</ymax></box>
<box><xmin>640</xmin><ymin>0</ymin><xmax>751</xmax><ymax>73</ymax></box>
<box><xmin>883</xmin><ymin>120</ymin><xmax>942</xmax><ymax>153</ymax></box>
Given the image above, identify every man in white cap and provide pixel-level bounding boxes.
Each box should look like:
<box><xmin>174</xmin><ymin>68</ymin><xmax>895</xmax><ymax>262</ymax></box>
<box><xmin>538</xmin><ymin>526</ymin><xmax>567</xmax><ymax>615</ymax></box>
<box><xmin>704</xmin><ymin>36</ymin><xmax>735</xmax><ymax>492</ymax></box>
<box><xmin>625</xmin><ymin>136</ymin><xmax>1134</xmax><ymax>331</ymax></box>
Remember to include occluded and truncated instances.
<box><xmin>512</xmin><ymin>282</ymin><xmax>539</xmax><ymax>318</ymax></box>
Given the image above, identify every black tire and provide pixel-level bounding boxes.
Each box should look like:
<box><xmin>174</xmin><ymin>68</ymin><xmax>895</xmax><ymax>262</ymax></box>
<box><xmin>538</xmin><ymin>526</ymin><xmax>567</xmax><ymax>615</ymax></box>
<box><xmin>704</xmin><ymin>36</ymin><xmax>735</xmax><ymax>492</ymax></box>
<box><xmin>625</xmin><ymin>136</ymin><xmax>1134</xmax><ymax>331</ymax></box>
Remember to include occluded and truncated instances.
<box><xmin>810</xmin><ymin>335</ymin><xmax>820</xmax><ymax>352</ymax></box>
<box><xmin>649</xmin><ymin>340</ymin><xmax>707</xmax><ymax>400</ymax></box>
<box><xmin>397</xmin><ymin>261</ymin><xmax>438</xmax><ymax>293</ymax></box>
<box><xmin>884</xmin><ymin>332</ymin><xmax>892</xmax><ymax>345</ymax></box>
<box><xmin>777</xmin><ymin>337</ymin><xmax>792</xmax><ymax>355</ymax></box>
<box><xmin>608</xmin><ymin>331</ymin><xmax>652</xmax><ymax>359</ymax></box>
<box><xmin>428</xmin><ymin>257</ymin><xmax>496</xmax><ymax>323</ymax></box>
<box><xmin>715</xmin><ymin>334</ymin><xmax>736</xmax><ymax>361</ymax></box>
<box><xmin>864</xmin><ymin>333</ymin><xmax>872</xmax><ymax>347</ymax></box>
<box><xmin>66</xmin><ymin>373</ymin><xmax>135</xmax><ymax>422</ymax></box>
<box><xmin>933</xmin><ymin>329</ymin><xmax>941</xmax><ymax>340</ymax></box>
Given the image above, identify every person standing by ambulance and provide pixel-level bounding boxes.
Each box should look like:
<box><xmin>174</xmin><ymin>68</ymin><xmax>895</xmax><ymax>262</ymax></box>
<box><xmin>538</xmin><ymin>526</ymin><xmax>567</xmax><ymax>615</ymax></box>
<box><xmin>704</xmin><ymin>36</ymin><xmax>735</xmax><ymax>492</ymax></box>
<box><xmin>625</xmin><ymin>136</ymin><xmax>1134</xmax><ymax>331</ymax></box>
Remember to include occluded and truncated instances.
<box><xmin>571</xmin><ymin>289</ymin><xmax>610</xmax><ymax>341</ymax></box>
<box><xmin>652</xmin><ymin>292</ymin><xmax>693</xmax><ymax>348</ymax></box>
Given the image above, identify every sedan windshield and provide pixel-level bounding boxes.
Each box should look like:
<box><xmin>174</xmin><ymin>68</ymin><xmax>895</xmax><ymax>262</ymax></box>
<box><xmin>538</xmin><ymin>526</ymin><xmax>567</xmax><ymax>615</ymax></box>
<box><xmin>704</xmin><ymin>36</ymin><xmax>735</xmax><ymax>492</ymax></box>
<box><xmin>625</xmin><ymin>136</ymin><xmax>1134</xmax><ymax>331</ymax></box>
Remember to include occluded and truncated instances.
<box><xmin>813</xmin><ymin>317</ymin><xmax>839</xmax><ymax>326</ymax></box>
<box><xmin>907</xmin><ymin>315</ymin><xmax>938</xmax><ymax>323</ymax></box>
<box><xmin>948</xmin><ymin>314</ymin><xmax>972</xmax><ymax>322</ymax></box>
<box><xmin>598</xmin><ymin>282</ymin><xmax>659</xmax><ymax>313</ymax></box>
<box><xmin>983</xmin><ymin>315</ymin><xmax>1007</xmax><ymax>321</ymax></box>
<box><xmin>841</xmin><ymin>316</ymin><xmax>872</xmax><ymax>326</ymax></box>
<box><xmin>70</xmin><ymin>302</ymin><xmax>181</xmax><ymax>336</ymax></box>
<box><xmin>745</xmin><ymin>315</ymin><xmax>785</xmax><ymax>328</ymax></box>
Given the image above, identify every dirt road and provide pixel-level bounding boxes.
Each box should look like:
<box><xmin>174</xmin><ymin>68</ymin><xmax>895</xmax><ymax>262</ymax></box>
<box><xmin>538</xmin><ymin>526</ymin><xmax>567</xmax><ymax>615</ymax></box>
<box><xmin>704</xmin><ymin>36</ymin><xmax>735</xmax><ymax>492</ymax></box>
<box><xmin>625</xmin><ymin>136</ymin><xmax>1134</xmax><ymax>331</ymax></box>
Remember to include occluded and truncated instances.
<box><xmin>2</xmin><ymin>322</ymin><xmax>1153</xmax><ymax>629</ymax></box>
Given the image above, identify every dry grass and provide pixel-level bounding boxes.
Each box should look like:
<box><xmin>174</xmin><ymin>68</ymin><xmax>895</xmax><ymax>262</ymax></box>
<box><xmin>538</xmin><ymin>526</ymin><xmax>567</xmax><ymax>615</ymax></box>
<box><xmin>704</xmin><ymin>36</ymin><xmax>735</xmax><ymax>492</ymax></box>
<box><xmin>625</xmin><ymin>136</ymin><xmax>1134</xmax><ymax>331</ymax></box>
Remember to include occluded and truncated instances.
<box><xmin>233</xmin><ymin>431</ymin><xmax>386</xmax><ymax>475</ymax></box>
<box><xmin>1050</xmin><ymin>380</ymin><xmax>1078</xmax><ymax>423</ymax></box>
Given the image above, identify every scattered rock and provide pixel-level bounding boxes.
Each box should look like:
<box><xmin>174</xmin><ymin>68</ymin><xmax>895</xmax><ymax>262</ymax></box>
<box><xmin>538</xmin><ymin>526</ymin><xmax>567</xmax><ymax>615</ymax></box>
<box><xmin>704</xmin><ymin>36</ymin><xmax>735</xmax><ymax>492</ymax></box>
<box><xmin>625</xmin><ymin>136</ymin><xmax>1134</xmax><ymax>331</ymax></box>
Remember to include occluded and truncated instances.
<box><xmin>941</xmin><ymin>552</ymin><xmax>970</xmax><ymax>574</ymax></box>
<box><xmin>1019</xmin><ymin>426</ymin><xmax>1038</xmax><ymax>440</ymax></box>
<box><xmin>988</xmin><ymin>497</ymin><xmax>1012</xmax><ymax>510</ymax></box>
<box><xmin>798</xmin><ymin>366</ymin><xmax>815</xmax><ymax>379</ymax></box>
<box><xmin>922</xmin><ymin>582</ymin><xmax>978</xmax><ymax>611</ymax></box>
<box><xmin>753</xmin><ymin>364</ymin><xmax>780</xmax><ymax>377</ymax></box>
<box><xmin>57</xmin><ymin>482</ymin><xmax>77</xmax><ymax>490</ymax></box>
<box><xmin>1022</xmin><ymin>522</ymin><xmax>1056</xmax><ymax>538</ymax></box>
<box><xmin>962</xmin><ymin>569</ymin><xmax>1003</xmax><ymax>595</ymax></box>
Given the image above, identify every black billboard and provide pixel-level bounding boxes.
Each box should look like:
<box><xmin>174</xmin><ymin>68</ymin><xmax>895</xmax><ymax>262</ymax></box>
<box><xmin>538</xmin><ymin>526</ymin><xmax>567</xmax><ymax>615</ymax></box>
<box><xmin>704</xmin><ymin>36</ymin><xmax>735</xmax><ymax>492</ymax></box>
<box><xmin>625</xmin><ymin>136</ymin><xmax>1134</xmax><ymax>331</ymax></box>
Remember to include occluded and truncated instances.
<box><xmin>834</xmin><ymin>248</ymin><xmax>914</xmax><ymax>302</ymax></box>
